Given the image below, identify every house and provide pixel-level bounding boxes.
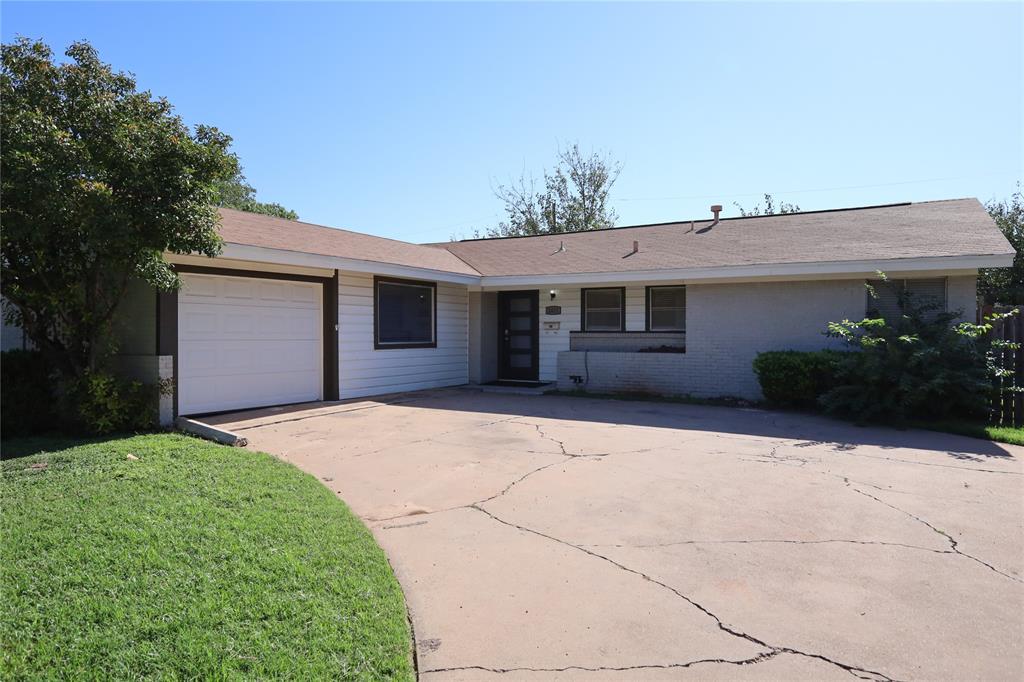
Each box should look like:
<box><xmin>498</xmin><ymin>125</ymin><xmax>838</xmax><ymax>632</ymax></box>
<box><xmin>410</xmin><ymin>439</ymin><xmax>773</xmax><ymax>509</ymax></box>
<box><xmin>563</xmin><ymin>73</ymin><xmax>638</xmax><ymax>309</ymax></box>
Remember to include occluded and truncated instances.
<box><xmin>2</xmin><ymin>198</ymin><xmax>1013</xmax><ymax>422</ymax></box>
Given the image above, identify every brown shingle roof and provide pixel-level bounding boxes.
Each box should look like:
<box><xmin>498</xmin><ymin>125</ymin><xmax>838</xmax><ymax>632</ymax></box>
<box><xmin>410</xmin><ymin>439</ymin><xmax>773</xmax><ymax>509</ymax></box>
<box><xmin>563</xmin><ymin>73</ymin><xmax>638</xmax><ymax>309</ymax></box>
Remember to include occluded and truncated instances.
<box><xmin>216</xmin><ymin>208</ymin><xmax>479</xmax><ymax>276</ymax></box>
<box><xmin>439</xmin><ymin>198</ymin><xmax>1012</xmax><ymax>277</ymax></box>
<box><xmin>216</xmin><ymin>199</ymin><xmax>1012</xmax><ymax>279</ymax></box>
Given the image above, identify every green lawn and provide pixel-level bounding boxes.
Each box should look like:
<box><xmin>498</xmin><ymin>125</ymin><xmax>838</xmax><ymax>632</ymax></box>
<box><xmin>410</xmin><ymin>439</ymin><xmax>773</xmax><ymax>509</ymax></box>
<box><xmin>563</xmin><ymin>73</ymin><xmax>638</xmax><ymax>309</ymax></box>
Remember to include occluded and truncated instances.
<box><xmin>1</xmin><ymin>434</ymin><xmax>413</xmax><ymax>680</ymax></box>
<box><xmin>915</xmin><ymin>420</ymin><xmax>1024</xmax><ymax>446</ymax></box>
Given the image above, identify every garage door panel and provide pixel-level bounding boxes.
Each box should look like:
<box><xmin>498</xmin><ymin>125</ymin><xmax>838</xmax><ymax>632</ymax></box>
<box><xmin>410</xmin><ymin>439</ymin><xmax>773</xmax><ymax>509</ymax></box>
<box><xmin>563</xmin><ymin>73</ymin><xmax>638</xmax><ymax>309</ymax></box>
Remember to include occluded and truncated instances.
<box><xmin>178</xmin><ymin>273</ymin><xmax>322</xmax><ymax>415</ymax></box>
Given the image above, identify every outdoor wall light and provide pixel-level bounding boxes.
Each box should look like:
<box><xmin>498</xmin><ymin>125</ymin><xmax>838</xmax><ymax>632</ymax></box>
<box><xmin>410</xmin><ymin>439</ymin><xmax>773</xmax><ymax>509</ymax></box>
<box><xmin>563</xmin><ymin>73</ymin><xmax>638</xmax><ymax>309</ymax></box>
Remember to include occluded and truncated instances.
<box><xmin>549</xmin><ymin>289</ymin><xmax>557</xmax><ymax>300</ymax></box>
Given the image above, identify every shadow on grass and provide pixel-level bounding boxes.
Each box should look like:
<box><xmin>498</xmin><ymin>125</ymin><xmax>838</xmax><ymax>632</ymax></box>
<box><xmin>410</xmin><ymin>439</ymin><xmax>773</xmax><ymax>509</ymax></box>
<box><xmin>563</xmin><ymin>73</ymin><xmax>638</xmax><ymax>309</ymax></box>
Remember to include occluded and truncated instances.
<box><xmin>1</xmin><ymin>433</ymin><xmax>129</xmax><ymax>460</ymax></box>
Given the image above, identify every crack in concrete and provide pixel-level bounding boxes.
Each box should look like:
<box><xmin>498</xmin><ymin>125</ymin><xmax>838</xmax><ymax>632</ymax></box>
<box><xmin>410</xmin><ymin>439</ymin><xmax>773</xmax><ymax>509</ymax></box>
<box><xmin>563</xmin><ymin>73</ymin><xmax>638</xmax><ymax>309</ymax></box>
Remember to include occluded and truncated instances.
<box><xmin>583</xmin><ymin>538</ymin><xmax>953</xmax><ymax>555</ymax></box>
<box><xmin>512</xmin><ymin>421</ymin><xmax>569</xmax><ymax>456</ymax></box>
<box><xmin>469</xmin><ymin>504</ymin><xmax>896</xmax><ymax>681</ymax></box>
<box><xmin>371</xmin><ymin>455</ymin><xmax>576</xmax><ymax>524</ymax></box>
<box><xmin>849</xmin><ymin>487</ymin><xmax>1022</xmax><ymax>584</ymax></box>
<box><xmin>420</xmin><ymin>649</ymin><xmax>783</xmax><ymax>675</ymax></box>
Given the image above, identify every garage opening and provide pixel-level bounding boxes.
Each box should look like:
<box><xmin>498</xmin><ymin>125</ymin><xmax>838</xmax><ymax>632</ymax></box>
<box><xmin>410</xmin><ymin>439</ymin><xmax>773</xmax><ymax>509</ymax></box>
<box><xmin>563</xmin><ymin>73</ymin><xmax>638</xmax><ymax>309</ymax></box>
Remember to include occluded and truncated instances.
<box><xmin>177</xmin><ymin>272</ymin><xmax>324</xmax><ymax>415</ymax></box>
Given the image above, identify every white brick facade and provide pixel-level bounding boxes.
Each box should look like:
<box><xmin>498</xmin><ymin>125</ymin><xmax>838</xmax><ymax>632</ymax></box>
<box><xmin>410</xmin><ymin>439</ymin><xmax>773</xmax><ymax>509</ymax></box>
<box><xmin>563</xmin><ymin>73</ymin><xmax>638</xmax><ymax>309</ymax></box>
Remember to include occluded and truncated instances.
<box><xmin>554</xmin><ymin>274</ymin><xmax>978</xmax><ymax>400</ymax></box>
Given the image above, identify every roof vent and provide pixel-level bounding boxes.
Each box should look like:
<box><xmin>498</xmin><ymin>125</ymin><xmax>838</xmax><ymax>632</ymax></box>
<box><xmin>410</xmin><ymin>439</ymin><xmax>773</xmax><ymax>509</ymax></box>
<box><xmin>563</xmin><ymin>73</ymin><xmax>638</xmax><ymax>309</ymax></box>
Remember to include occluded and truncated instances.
<box><xmin>551</xmin><ymin>240</ymin><xmax>566</xmax><ymax>255</ymax></box>
<box><xmin>696</xmin><ymin>205</ymin><xmax>722</xmax><ymax>234</ymax></box>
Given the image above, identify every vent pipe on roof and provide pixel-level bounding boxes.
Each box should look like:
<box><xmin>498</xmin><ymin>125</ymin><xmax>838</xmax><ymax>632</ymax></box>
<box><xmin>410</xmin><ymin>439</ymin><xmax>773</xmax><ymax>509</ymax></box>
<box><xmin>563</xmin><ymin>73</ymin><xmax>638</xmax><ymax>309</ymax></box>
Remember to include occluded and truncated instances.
<box><xmin>696</xmin><ymin>205</ymin><xmax>722</xmax><ymax>234</ymax></box>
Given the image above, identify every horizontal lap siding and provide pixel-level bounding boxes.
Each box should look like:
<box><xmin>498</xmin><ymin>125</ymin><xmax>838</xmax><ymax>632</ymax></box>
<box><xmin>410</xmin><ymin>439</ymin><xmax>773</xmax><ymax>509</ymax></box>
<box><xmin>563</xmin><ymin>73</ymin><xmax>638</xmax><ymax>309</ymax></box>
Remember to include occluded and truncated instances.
<box><xmin>338</xmin><ymin>272</ymin><xmax>468</xmax><ymax>399</ymax></box>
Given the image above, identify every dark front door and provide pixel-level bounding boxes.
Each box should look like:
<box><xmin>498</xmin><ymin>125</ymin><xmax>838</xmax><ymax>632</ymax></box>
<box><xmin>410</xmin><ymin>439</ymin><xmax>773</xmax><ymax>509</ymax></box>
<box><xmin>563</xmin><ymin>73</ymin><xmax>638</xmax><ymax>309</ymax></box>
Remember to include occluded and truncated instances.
<box><xmin>498</xmin><ymin>290</ymin><xmax>539</xmax><ymax>381</ymax></box>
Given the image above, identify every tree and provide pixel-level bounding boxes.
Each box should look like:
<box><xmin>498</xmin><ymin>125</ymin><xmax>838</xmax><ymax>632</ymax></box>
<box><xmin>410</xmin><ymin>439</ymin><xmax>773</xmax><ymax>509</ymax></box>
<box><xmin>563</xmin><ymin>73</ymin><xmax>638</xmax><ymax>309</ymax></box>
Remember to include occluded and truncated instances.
<box><xmin>214</xmin><ymin>168</ymin><xmax>298</xmax><ymax>221</ymax></box>
<box><xmin>1</xmin><ymin>38</ymin><xmax>236</xmax><ymax>388</ymax></box>
<box><xmin>733</xmin><ymin>193</ymin><xmax>800</xmax><ymax>217</ymax></box>
<box><xmin>479</xmin><ymin>144</ymin><xmax>621</xmax><ymax>237</ymax></box>
<box><xmin>978</xmin><ymin>184</ymin><xmax>1024</xmax><ymax>305</ymax></box>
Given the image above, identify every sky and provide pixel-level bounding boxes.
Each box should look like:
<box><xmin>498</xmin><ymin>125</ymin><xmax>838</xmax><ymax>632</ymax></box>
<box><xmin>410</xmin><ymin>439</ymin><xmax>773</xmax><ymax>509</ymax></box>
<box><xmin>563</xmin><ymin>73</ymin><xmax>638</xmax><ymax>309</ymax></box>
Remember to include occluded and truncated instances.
<box><xmin>2</xmin><ymin>1</ymin><xmax>1022</xmax><ymax>243</ymax></box>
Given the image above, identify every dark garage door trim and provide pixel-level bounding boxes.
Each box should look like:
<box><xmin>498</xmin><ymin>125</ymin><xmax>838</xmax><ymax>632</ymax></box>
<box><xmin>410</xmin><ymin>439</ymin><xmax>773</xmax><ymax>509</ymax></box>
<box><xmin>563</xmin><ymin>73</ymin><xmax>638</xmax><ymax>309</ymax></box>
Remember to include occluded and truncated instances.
<box><xmin>158</xmin><ymin>264</ymin><xmax>339</xmax><ymax>417</ymax></box>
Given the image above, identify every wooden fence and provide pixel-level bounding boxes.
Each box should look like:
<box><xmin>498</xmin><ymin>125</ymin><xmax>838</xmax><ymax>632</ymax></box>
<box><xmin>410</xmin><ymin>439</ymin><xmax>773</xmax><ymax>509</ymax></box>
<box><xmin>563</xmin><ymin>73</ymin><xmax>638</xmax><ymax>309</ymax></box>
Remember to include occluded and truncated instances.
<box><xmin>988</xmin><ymin>306</ymin><xmax>1024</xmax><ymax>427</ymax></box>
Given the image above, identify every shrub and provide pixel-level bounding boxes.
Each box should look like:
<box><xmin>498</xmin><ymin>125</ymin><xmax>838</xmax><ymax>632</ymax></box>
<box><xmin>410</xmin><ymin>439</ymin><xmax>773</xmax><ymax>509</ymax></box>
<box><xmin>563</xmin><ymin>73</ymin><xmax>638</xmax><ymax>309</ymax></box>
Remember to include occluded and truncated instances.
<box><xmin>820</xmin><ymin>279</ymin><xmax>996</xmax><ymax>424</ymax></box>
<box><xmin>68</xmin><ymin>371</ymin><xmax>166</xmax><ymax>435</ymax></box>
<box><xmin>1</xmin><ymin>349</ymin><xmax>58</xmax><ymax>438</ymax></box>
<box><xmin>753</xmin><ymin>350</ymin><xmax>846</xmax><ymax>408</ymax></box>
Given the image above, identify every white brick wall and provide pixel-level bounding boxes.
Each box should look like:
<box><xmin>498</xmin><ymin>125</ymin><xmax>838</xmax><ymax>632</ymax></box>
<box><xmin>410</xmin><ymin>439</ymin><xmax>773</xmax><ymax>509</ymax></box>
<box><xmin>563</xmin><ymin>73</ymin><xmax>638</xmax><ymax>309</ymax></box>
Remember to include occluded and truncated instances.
<box><xmin>947</xmin><ymin>275</ymin><xmax>978</xmax><ymax>322</ymax></box>
<box><xmin>555</xmin><ymin>274</ymin><xmax>978</xmax><ymax>400</ymax></box>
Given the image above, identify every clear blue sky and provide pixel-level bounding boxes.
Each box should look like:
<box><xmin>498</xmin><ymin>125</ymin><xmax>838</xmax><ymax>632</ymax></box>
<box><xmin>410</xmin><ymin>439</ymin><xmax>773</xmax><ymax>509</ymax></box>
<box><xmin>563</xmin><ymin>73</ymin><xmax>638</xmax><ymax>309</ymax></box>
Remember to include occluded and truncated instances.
<box><xmin>3</xmin><ymin>2</ymin><xmax>1021</xmax><ymax>242</ymax></box>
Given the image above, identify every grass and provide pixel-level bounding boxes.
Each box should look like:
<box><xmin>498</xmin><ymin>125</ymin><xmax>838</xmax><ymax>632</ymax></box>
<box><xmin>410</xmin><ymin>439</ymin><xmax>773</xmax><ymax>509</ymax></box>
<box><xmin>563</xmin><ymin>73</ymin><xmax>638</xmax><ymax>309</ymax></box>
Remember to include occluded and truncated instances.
<box><xmin>913</xmin><ymin>420</ymin><xmax>1024</xmax><ymax>446</ymax></box>
<box><xmin>550</xmin><ymin>388</ymin><xmax>1024</xmax><ymax>446</ymax></box>
<box><xmin>0</xmin><ymin>433</ymin><xmax>414</xmax><ymax>680</ymax></box>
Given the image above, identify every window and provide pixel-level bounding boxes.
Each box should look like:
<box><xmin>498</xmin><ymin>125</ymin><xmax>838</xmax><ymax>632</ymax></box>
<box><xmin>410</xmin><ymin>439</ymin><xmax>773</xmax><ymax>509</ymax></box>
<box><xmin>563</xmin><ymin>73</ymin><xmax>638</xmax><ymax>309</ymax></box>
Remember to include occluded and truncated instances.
<box><xmin>581</xmin><ymin>287</ymin><xmax>624</xmax><ymax>331</ymax></box>
<box><xmin>866</xmin><ymin>277</ymin><xmax>947</xmax><ymax>323</ymax></box>
<box><xmin>374</xmin><ymin>277</ymin><xmax>436</xmax><ymax>348</ymax></box>
<box><xmin>646</xmin><ymin>286</ymin><xmax>686</xmax><ymax>331</ymax></box>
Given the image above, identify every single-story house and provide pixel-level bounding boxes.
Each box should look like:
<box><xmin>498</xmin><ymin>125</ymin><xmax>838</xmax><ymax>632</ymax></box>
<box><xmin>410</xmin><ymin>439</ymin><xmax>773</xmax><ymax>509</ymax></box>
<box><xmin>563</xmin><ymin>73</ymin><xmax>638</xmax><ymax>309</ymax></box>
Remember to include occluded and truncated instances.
<box><xmin>2</xmin><ymin>198</ymin><xmax>1014</xmax><ymax>422</ymax></box>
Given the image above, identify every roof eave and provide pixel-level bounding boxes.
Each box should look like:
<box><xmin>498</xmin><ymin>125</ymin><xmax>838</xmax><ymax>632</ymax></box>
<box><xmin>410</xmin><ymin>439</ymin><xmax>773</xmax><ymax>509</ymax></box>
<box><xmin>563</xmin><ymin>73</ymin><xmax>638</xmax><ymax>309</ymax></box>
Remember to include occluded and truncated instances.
<box><xmin>477</xmin><ymin>253</ymin><xmax>1011</xmax><ymax>287</ymax></box>
<box><xmin>217</xmin><ymin>242</ymin><xmax>482</xmax><ymax>284</ymax></box>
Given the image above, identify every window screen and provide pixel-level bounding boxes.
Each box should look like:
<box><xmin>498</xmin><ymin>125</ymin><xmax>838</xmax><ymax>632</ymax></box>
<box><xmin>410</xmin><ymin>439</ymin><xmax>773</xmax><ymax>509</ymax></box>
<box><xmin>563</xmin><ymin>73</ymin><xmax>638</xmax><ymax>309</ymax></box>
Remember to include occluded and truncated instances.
<box><xmin>375</xmin><ymin>278</ymin><xmax>435</xmax><ymax>346</ymax></box>
<box><xmin>647</xmin><ymin>286</ymin><xmax>686</xmax><ymax>331</ymax></box>
<box><xmin>583</xmin><ymin>288</ymin><xmax>624</xmax><ymax>331</ymax></box>
<box><xmin>866</xmin><ymin>278</ymin><xmax>947</xmax><ymax>322</ymax></box>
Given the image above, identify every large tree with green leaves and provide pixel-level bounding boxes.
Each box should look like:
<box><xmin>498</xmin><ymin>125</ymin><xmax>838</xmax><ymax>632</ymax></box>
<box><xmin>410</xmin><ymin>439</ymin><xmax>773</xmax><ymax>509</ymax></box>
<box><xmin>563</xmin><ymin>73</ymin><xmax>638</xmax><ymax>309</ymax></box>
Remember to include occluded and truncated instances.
<box><xmin>478</xmin><ymin>144</ymin><xmax>621</xmax><ymax>238</ymax></box>
<box><xmin>214</xmin><ymin>168</ymin><xmax>298</xmax><ymax>220</ymax></box>
<box><xmin>1</xmin><ymin>38</ymin><xmax>237</xmax><ymax>383</ymax></box>
<box><xmin>978</xmin><ymin>184</ymin><xmax>1024</xmax><ymax>305</ymax></box>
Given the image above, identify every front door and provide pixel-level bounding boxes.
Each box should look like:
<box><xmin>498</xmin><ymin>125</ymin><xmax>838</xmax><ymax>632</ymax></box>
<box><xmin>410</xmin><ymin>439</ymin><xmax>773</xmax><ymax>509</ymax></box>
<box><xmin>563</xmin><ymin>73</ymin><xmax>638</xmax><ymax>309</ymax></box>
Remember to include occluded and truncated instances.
<box><xmin>498</xmin><ymin>290</ymin><xmax>539</xmax><ymax>381</ymax></box>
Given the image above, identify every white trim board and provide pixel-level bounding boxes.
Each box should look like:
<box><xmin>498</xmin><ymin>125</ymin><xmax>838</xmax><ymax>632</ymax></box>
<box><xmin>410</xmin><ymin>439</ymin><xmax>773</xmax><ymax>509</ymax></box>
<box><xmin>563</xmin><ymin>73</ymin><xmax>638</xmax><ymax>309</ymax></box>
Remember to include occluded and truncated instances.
<box><xmin>169</xmin><ymin>245</ymin><xmax>1009</xmax><ymax>289</ymax></box>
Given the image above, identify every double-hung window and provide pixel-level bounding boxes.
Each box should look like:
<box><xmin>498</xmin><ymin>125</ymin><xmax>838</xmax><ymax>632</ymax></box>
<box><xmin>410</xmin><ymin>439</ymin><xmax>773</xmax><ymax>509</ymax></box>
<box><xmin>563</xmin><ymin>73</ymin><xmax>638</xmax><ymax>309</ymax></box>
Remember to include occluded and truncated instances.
<box><xmin>646</xmin><ymin>286</ymin><xmax>686</xmax><ymax>331</ymax></box>
<box><xmin>866</xmin><ymin>277</ymin><xmax>947</xmax><ymax>323</ymax></box>
<box><xmin>374</xmin><ymin>277</ymin><xmax>436</xmax><ymax>348</ymax></box>
<box><xmin>581</xmin><ymin>288</ymin><xmax>625</xmax><ymax>331</ymax></box>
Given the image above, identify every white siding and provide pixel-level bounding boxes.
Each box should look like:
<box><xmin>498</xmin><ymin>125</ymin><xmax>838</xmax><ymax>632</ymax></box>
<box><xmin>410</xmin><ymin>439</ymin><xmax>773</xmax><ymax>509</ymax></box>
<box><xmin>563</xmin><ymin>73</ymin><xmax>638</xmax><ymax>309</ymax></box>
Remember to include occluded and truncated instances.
<box><xmin>338</xmin><ymin>271</ymin><xmax>469</xmax><ymax>398</ymax></box>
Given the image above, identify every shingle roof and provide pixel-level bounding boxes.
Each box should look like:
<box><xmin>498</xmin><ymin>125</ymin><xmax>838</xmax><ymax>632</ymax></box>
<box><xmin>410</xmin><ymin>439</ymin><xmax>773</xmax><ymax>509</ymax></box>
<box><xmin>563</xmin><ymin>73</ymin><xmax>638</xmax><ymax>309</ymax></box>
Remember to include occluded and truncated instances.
<box><xmin>216</xmin><ymin>199</ymin><xmax>1012</xmax><ymax>279</ymax></box>
<box><xmin>216</xmin><ymin>208</ymin><xmax>479</xmax><ymax>276</ymax></box>
<box><xmin>438</xmin><ymin>198</ymin><xmax>1013</xmax><ymax>277</ymax></box>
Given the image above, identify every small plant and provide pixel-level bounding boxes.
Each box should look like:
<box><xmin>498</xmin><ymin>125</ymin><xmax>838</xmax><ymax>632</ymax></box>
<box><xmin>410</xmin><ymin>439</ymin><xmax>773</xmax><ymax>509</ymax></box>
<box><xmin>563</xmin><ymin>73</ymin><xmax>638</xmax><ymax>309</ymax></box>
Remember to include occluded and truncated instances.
<box><xmin>69</xmin><ymin>371</ymin><xmax>169</xmax><ymax>435</ymax></box>
<box><xmin>753</xmin><ymin>350</ymin><xmax>847</xmax><ymax>408</ymax></box>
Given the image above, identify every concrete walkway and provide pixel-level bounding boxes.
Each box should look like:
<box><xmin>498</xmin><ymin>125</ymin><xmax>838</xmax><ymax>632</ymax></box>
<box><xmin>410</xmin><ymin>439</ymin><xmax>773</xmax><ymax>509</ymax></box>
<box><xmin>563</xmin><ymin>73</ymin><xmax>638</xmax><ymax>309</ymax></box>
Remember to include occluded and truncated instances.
<box><xmin>210</xmin><ymin>390</ymin><xmax>1024</xmax><ymax>681</ymax></box>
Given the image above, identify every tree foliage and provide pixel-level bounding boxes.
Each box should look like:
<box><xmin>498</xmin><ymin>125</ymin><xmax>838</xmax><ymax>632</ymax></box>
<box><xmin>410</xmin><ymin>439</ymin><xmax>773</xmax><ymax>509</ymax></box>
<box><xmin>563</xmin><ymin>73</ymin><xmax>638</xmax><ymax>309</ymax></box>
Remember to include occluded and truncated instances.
<box><xmin>978</xmin><ymin>184</ymin><xmax>1024</xmax><ymax>305</ymax></box>
<box><xmin>1</xmin><ymin>38</ymin><xmax>236</xmax><ymax>386</ymax></box>
<box><xmin>820</xmin><ymin>273</ymin><xmax>1002</xmax><ymax>423</ymax></box>
<box><xmin>733</xmin><ymin>193</ymin><xmax>800</xmax><ymax>217</ymax></box>
<box><xmin>214</xmin><ymin>168</ymin><xmax>298</xmax><ymax>221</ymax></box>
<box><xmin>478</xmin><ymin>144</ymin><xmax>621</xmax><ymax>238</ymax></box>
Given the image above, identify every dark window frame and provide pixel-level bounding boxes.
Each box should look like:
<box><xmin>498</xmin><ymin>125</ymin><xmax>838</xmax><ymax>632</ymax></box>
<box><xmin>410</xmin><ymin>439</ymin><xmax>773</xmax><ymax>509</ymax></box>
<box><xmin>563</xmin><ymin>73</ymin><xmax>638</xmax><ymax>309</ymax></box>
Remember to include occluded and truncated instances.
<box><xmin>374</xmin><ymin>275</ymin><xmax>438</xmax><ymax>349</ymax></box>
<box><xmin>865</xmin><ymin>277</ymin><xmax>948</xmax><ymax>321</ymax></box>
<box><xmin>645</xmin><ymin>285</ymin><xmax>687</xmax><ymax>332</ymax></box>
<box><xmin>580</xmin><ymin>287</ymin><xmax>626</xmax><ymax>332</ymax></box>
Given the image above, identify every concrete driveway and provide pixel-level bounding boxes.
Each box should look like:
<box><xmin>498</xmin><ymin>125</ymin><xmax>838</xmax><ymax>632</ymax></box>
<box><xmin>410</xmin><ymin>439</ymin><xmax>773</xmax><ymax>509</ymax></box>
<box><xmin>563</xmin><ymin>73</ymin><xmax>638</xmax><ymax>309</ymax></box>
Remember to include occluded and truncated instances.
<box><xmin>210</xmin><ymin>389</ymin><xmax>1024</xmax><ymax>681</ymax></box>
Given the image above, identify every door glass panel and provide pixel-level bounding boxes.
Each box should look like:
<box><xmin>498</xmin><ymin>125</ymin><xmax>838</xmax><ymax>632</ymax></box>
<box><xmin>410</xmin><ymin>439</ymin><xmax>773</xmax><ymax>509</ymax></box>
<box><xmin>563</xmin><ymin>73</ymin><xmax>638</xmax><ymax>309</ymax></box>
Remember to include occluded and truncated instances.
<box><xmin>510</xmin><ymin>335</ymin><xmax>531</xmax><ymax>349</ymax></box>
<box><xmin>509</xmin><ymin>297</ymin><xmax>531</xmax><ymax>312</ymax></box>
<box><xmin>509</xmin><ymin>316</ymin><xmax>530</xmax><ymax>331</ymax></box>
<box><xmin>510</xmin><ymin>354</ymin><xmax>530</xmax><ymax>367</ymax></box>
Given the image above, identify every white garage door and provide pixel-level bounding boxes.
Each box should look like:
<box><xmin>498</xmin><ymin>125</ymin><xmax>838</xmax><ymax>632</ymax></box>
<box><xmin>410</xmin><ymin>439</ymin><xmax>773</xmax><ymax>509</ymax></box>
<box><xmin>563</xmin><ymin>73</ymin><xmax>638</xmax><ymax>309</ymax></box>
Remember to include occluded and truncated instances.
<box><xmin>178</xmin><ymin>273</ymin><xmax>322</xmax><ymax>415</ymax></box>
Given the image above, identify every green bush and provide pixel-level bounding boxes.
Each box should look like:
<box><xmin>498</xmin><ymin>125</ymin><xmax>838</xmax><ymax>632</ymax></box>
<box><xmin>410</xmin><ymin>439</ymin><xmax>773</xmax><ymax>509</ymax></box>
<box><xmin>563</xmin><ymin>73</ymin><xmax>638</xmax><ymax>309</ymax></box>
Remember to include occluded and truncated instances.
<box><xmin>69</xmin><ymin>371</ymin><xmax>166</xmax><ymax>435</ymax></box>
<box><xmin>1</xmin><ymin>349</ymin><xmax>58</xmax><ymax>438</ymax></box>
<box><xmin>820</xmin><ymin>281</ymin><xmax>997</xmax><ymax>424</ymax></box>
<box><xmin>753</xmin><ymin>350</ymin><xmax>846</xmax><ymax>408</ymax></box>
